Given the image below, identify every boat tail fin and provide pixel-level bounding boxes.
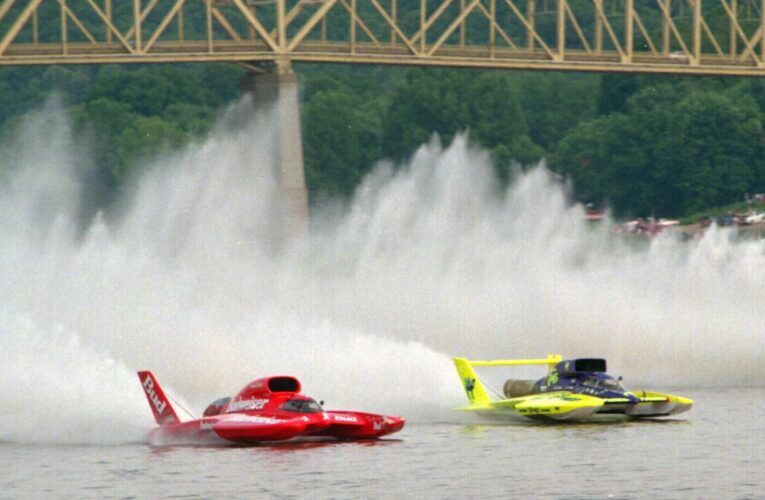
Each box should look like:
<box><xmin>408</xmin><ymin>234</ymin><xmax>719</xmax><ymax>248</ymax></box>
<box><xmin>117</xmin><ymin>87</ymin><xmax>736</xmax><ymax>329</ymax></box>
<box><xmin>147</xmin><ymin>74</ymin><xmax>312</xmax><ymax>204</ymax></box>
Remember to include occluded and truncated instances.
<box><xmin>137</xmin><ymin>371</ymin><xmax>180</xmax><ymax>426</ymax></box>
<box><xmin>453</xmin><ymin>358</ymin><xmax>492</xmax><ymax>406</ymax></box>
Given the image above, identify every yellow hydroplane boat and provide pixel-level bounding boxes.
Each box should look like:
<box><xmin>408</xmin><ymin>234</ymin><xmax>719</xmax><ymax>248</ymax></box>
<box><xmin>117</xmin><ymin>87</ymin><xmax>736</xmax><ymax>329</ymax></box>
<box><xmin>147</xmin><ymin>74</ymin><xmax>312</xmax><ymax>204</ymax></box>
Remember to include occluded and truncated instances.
<box><xmin>454</xmin><ymin>355</ymin><xmax>693</xmax><ymax>421</ymax></box>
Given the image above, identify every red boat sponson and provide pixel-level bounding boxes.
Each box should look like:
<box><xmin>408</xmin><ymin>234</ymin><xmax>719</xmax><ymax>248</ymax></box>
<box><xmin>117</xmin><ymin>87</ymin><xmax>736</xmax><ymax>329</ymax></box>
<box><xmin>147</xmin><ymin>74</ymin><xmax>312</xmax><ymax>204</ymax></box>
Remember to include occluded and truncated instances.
<box><xmin>212</xmin><ymin>415</ymin><xmax>310</xmax><ymax>442</ymax></box>
<box><xmin>319</xmin><ymin>412</ymin><xmax>406</xmax><ymax>439</ymax></box>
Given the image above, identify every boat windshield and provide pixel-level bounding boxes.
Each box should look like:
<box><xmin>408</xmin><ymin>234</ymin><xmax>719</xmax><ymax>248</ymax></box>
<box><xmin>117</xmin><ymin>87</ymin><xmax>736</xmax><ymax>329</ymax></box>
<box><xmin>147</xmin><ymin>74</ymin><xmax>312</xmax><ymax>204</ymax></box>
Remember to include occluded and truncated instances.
<box><xmin>281</xmin><ymin>398</ymin><xmax>323</xmax><ymax>413</ymax></box>
<box><xmin>582</xmin><ymin>376</ymin><xmax>625</xmax><ymax>391</ymax></box>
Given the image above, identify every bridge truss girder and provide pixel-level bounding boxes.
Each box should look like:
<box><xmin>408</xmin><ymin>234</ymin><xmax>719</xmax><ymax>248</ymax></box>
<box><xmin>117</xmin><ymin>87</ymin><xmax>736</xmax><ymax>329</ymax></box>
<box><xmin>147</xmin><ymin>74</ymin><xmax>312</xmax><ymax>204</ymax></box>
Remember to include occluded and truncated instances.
<box><xmin>1</xmin><ymin>0</ymin><xmax>765</xmax><ymax>75</ymax></box>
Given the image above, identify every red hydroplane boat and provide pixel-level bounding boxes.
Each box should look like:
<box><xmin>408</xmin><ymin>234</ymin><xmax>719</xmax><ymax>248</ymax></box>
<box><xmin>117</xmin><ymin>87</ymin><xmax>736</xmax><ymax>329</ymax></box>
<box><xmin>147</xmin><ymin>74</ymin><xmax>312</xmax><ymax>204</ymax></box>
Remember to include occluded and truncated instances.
<box><xmin>138</xmin><ymin>371</ymin><xmax>405</xmax><ymax>446</ymax></box>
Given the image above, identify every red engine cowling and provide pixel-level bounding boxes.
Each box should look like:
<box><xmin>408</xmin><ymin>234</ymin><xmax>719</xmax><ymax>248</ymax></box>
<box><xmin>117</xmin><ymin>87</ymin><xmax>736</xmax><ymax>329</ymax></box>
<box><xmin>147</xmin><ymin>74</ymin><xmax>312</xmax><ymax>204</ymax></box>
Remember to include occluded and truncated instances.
<box><xmin>233</xmin><ymin>376</ymin><xmax>301</xmax><ymax>401</ymax></box>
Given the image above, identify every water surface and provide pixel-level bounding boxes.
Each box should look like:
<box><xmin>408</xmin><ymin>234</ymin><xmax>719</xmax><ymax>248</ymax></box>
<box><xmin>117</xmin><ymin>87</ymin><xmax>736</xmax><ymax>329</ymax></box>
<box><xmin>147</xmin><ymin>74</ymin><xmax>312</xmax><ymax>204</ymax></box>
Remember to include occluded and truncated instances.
<box><xmin>3</xmin><ymin>389</ymin><xmax>761</xmax><ymax>499</ymax></box>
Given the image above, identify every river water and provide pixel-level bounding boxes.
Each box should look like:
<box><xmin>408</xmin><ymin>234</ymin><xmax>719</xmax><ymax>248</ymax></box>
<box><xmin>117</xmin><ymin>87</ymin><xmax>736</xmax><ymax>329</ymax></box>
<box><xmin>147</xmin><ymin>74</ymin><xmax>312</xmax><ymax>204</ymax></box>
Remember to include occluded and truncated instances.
<box><xmin>2</xmin><ymin>388</ymin><xmax>763</xmax><ymax>499</ymax></box>
<box><xmin>2</xmin><ymin>101</ymin><xmax>765</xmax><ymax>498</ymax></box>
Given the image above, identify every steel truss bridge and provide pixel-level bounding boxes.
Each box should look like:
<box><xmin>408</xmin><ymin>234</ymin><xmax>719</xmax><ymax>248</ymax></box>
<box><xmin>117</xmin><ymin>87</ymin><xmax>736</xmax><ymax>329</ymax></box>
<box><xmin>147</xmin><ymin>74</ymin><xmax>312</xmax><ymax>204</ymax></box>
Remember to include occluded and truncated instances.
<box><xmin>0</xmin><ymin>0</ymin><xmax>764</xmax><ymax>76</ymax></box>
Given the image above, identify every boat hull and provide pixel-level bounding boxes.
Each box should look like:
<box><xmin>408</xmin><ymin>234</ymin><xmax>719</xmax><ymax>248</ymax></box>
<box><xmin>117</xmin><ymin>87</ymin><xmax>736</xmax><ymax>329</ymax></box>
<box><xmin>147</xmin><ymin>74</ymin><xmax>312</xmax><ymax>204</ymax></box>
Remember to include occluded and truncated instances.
<box><xmin>147</xmin><ymin>412</ymin><xmax>405</xmax><ymax>446</ymax></box>
<box><xmin>460</xmin><ymin>391</ymin><xmax>693</xmax><ymax>422</ymax></box>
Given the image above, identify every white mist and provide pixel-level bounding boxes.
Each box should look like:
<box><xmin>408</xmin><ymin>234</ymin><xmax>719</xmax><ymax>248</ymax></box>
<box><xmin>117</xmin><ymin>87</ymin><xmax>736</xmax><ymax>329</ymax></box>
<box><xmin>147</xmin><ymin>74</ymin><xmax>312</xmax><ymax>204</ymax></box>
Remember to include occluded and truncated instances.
<box><xmin>0</xmin><ymin>98</ymin><xmax>763</xmax><ymax>444</ymax></box>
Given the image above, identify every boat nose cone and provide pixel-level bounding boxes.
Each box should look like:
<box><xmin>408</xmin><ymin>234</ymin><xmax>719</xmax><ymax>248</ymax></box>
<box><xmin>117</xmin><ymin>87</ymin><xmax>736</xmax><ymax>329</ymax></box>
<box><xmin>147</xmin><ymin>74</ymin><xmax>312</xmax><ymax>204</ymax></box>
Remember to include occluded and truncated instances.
<box><xmin>384</xmin><ymin>416</ymin><xmax>406</xmax><ymax>432</ymax></box>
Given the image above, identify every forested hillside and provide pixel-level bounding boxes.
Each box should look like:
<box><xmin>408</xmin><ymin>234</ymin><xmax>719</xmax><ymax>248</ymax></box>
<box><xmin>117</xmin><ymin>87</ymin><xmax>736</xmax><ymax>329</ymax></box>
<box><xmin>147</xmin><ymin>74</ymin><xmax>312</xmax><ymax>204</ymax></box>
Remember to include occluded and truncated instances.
<box><xmin>2</xmin><ymin>61</ymin><xmax>764</xmax><ymax>219</ymax></box>
<box><xmin>3</xmin><ymin>0</ymin><xmax>765</xmax><ymax>218</ymax></box>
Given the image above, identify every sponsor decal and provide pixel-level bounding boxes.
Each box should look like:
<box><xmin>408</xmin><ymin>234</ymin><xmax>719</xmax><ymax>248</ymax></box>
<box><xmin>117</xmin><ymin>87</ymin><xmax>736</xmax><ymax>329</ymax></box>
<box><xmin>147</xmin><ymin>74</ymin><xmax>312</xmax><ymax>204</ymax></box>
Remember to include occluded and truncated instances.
<box><xmin>227</xmin><ymin>398</ymin><xmax>269</xmax><ymax>412</ymax></box>
<box><xmin>464</xmin><ymin>377</ymin><xmax>476</xmax><ymax>400</ymax></box>
<box><xmin>142</xmin><ymin>375</ymin><xmax>167</xmax><ymax>415</ymax></box>
<box><xmin>524</xmin><ymin>407</ymin><xmax>551</xmax><ymax>414</ymax></box>
<box><xmin>332</xmin><ymin>414</ymin><xmax>358</xmax><ymax>423</ymax></box>
<box><xmin>224</xmin><ymin>414</ymin><xmax>281</xmax><ymax>424</ymax></box>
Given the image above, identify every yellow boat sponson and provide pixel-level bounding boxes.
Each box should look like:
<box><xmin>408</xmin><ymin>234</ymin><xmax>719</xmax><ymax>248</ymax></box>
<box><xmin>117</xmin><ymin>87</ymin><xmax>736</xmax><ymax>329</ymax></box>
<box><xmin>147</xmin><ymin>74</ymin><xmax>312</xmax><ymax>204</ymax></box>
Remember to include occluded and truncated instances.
<box><xmin>496</xmin><ymin>392</ymin><xmax>605</xmax><ymax>420</ymax></box>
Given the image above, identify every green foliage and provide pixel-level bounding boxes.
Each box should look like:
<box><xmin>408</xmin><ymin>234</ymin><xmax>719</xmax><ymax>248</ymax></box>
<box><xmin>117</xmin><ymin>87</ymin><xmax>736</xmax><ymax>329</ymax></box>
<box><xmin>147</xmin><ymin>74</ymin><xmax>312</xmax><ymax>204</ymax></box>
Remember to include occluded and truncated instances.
<box><xmin>300</xmin><ymin>67</ymin><xmax>392</xmax><ymax>200</ymax></box>
<box><xmin>380</xmin><ymin>68</ymin><xmax>542</xmax><ymax>181</ymax></box>
<box><xmin>2</xmin><ymin>53</ymin><xmax>765</xmax><ymax>219</ymax></box>
<box><xmin>4</xmin><ymin>1</ymin><xmax>765</xmax><ymax>221</ymax></box>
<box><xmin>597</xmin><ymin>74</ymin><xmax>641</xmax><ymax>115</ymax></box>
<box><xmin>115</xmin><ymin>116</ymin><xmax>187</xmax><ymax>182</ymax></box>
<box><xmin>513</xmin><ymin>72</ymin><xmax>599</xmax><ymax>150</ymax></box>
<box><xmin>303</xmin><ymin>89</ymin><xmax>383</xmax><ymax>199</ymax></box>
<box><xmin>382</xmin><ymin>68</ymin><xmax>473</xmax><ymax>161</ymax></box>
<box><xmin>0</xmin><ymin>63</ymin><xmax>244</xmax><ymax>188</ymax></box>
<box><xmin>552</xmin><ymin>81</ymin><xmax>765</xmax><ymax>217</ymax></box>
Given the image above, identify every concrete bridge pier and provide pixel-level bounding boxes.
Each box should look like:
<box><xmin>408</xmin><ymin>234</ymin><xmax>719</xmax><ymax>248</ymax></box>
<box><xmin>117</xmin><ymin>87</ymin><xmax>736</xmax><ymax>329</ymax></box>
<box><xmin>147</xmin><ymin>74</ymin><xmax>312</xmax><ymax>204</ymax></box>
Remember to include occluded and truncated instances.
<box><xmin>241</xmin><ymin>61</ymin><xmax>309</xmax><ymax>239</ymax></box>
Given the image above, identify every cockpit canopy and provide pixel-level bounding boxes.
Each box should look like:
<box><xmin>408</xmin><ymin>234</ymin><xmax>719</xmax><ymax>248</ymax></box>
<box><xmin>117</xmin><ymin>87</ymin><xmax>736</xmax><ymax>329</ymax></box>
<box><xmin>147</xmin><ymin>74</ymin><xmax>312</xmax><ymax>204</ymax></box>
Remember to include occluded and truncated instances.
<box><xmin>581</xmin><ymin>374</ymin><xmax>625</xmax><ymax>392</ymax></box>
<box><xmin>556</xmin><ymin>358</ymin><xmax>606</xmax><ymax>376</ymax></box>
<box><xmin>203</xmin><ymin>397</ymin><xmax>232</xmax><ymax>417</ymax></box>
<box><xmin>281</xmin><ymin>397</ymin><xmax>323</xmax><ymax>413</ymax></box>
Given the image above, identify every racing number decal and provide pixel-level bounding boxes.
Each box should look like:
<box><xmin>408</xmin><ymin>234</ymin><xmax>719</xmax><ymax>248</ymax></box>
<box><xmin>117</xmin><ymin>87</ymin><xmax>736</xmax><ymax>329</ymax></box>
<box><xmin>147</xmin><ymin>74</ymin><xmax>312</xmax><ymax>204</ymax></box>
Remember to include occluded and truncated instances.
<box><xmin>546</xmin><ymin>370</ymin><xmax>559</xmax><ymax>385</ymax></box>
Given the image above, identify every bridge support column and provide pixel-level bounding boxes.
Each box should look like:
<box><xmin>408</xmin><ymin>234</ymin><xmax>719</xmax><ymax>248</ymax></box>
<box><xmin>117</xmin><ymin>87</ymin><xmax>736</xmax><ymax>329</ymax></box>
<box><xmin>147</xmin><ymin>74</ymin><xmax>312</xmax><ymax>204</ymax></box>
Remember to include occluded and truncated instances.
<box><xmin>241</xmin><ymin>61</ymin><xmax>309</xmax><ymax>239</ymax></box>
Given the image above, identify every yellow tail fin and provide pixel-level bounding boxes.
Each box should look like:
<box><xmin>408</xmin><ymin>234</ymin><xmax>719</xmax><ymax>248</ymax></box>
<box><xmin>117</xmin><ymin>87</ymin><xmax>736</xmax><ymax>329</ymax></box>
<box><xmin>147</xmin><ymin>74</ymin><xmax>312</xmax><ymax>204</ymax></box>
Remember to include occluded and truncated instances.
<box><xmin>453</xmin><ymin>358</ymin><xmax>492</xmax><ymax>406</ymax></box>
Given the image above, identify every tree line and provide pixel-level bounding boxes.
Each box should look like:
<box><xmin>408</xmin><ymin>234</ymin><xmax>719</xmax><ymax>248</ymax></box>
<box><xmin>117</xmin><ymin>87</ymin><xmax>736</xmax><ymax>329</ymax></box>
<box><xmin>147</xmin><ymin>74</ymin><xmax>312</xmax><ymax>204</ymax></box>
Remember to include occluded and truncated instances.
<box><xmin>1</xmin><ymin>62</ymin><xmax>764</xmax><ymax>219</ymax></box>
<box><xmin>303</xmin><ymin>67</ymin><xmax>765</xmax><ymax>219</ymax></box>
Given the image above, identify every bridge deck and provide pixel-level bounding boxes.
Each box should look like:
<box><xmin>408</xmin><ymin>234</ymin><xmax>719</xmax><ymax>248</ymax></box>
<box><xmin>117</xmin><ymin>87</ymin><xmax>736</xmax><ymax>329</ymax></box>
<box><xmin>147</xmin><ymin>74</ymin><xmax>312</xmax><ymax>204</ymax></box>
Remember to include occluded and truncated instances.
<box><xmin>0</xmin><ymin>0</ymin><xmax>764</xmax><ymax>76</ymax></box>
